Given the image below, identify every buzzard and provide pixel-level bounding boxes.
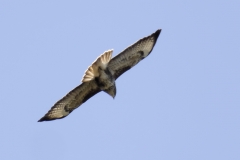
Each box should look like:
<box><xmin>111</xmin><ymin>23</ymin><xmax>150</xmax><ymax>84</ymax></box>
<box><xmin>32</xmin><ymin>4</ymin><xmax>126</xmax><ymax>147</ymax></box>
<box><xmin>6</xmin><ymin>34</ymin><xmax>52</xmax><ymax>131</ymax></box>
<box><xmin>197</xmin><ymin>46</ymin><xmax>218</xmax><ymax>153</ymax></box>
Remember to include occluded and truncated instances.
<box><xmin>38</xmin><ymin>29</ymin><xmax>161</xmax><ymax>122</ymax></box>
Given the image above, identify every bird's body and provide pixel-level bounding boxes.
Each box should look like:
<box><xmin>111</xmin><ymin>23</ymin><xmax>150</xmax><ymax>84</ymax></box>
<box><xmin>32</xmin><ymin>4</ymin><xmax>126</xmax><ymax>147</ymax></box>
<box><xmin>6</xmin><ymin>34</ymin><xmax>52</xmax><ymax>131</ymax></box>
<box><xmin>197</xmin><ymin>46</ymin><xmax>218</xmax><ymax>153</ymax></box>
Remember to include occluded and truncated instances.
<box><xmin>38</xmin><ymin>29</ymin><xmax>161</xmax><ymax>122</ymax></box>
<box><xmin>95</xmin><ymin>68</ymin><xmax>116</xmax><ymax>98</ymax></box>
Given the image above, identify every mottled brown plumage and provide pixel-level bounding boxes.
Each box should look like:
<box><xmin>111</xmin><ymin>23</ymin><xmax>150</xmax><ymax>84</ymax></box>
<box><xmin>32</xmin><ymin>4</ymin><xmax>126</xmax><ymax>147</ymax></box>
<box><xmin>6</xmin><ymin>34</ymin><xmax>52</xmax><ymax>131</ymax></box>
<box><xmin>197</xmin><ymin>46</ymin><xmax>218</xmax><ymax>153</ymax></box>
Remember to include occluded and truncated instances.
<box><xmin>38</xmin><ymin>29</ymin><xmax>161</xmax><ymax>122</ymax></box>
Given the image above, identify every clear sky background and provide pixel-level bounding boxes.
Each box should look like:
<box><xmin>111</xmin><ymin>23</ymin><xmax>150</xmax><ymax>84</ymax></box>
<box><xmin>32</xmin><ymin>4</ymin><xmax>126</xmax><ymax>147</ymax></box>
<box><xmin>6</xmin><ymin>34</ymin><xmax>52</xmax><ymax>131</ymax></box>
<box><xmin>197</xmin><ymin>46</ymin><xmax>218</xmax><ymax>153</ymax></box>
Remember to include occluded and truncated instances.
<box><xmin>1</xmin><ymin>0</ymin><xmax>239</xmax><ymax>159</ymax></box>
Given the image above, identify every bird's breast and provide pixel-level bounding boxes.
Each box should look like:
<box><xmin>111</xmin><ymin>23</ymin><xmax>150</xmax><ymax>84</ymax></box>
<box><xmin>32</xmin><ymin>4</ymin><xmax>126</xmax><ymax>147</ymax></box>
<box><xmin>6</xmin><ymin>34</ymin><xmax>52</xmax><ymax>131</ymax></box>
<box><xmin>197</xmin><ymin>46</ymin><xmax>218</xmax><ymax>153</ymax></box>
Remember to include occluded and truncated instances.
<box><xmin>95</xmin><ymin>67</ymin><xmax>115</xmax><ymax>90</ymax></box>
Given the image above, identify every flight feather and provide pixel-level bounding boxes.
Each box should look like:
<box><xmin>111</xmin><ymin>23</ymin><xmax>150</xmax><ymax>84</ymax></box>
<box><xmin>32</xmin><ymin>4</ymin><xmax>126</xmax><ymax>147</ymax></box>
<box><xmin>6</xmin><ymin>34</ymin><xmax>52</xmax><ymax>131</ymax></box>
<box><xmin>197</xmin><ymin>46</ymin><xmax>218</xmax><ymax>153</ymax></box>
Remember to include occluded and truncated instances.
<box><xmin>108</xmin><ymin>29</ymin><xmax>161</xmax><ymax>79</ymax></box>
<box><xmin>38</xmin><ymin>29</ymin><xmax>161</xmax><ymax>122</ymax></box>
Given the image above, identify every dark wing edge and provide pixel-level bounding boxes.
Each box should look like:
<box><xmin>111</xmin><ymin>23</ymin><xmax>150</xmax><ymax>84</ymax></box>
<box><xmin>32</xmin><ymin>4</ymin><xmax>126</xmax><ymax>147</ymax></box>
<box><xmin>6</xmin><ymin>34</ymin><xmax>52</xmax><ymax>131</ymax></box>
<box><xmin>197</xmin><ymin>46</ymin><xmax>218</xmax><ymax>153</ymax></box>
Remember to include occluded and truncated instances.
<box><xmin>38</xmin><ymin>81</ymin><xmax>100</xmax><ymax>122</ymax></box>
<box><xmin>108</xmin><ymin>29</ymin><xmax>161</xmax><ymax>79</ymax></box>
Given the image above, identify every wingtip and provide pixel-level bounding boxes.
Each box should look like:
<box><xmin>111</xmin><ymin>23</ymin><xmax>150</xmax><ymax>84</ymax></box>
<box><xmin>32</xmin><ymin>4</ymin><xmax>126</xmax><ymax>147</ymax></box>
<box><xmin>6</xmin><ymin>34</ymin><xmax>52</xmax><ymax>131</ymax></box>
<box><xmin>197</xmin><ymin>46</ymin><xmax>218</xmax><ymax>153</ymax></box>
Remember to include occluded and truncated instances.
<box><xmin>38</xmin><ymin>115</ymin><xmax>67</xmax><ymax>122</ymax></box>
<box><xmin>38</xmin><ymin>116</ymin><xmax>54</xmax><ymax>122</ymax></box>
<box><xmin>156</xmin><ymin>29</ymin><xmax>162</xmax><ymax>33</ymax></box>
<box><xmin>153</xmin><ymin>29</ymin><xmax>162</xmax><ymax>39</ymax></box>
<box><xmin>38</xmin><ymin>116</ymin><xmax>48</xmax><ymax>122</ymax></box>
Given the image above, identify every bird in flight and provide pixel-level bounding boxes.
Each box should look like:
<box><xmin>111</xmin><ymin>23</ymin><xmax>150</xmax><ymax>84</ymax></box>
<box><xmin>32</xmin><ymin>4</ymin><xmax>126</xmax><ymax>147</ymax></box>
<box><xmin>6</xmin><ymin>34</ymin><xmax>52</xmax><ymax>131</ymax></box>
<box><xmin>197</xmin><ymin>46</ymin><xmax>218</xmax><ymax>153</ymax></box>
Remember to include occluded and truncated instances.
<box><xmin>38</xmin><ymin>29</ymin><xmax>161</xmax><ymax>122</ymax></box>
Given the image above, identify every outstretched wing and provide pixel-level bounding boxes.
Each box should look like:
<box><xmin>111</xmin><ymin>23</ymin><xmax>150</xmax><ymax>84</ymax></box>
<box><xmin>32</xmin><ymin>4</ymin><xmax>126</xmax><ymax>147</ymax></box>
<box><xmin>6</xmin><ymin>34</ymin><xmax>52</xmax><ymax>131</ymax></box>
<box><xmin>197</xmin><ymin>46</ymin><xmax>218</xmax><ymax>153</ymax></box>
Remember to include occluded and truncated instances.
<box><xmin>38</xmin><ymin>80</ymin><xmax>100</xmax><ymax>122</ymax></box>
<box><xmin>108</xmin><ymin>29</ymin><xmax>161</xmax><ymax>79</ymax></box>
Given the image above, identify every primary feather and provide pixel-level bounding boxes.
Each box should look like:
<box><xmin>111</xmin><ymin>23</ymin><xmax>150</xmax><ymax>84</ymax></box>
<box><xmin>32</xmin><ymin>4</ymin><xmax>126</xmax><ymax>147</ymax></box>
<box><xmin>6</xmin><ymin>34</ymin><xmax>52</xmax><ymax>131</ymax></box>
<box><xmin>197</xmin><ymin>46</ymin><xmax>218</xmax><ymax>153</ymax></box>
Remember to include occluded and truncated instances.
<box><xmin>38</xmin><ymin>29</ymin><xmax>161</xmax><ymax>122</ymax></box>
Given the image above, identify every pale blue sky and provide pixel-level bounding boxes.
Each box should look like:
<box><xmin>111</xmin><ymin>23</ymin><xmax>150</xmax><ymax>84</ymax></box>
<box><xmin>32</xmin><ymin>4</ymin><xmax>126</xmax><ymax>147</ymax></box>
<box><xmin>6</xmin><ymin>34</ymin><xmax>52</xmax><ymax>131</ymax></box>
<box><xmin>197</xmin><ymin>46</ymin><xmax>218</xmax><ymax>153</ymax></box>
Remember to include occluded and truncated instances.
<box><xmin>0</xmin><ymin>0</ymin><xmax>239</xmax><ymax>159</ymax></box>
